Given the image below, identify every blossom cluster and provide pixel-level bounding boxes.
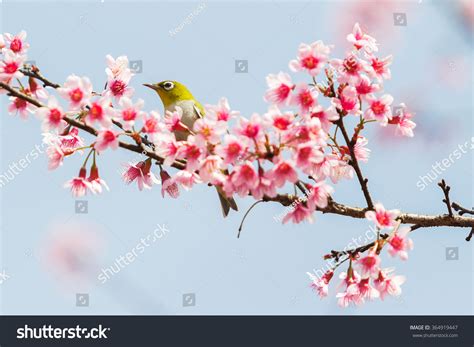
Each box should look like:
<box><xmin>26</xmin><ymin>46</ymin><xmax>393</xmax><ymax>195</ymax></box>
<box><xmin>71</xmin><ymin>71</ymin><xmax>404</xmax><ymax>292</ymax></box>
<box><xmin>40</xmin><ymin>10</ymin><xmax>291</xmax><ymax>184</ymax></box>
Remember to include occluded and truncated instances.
<box><xmin>1</xmin><ymin>24</ymin><xmax>415</xmax><ymax>222</ymax></box>
<box><xmin>308</xmin><ymin>203</ymin><xmax>414</xmax><ymax>307</ymax></box>
<box><xmin>1</xmin><ymin>23</ymin><xmax>418</xmax><ymax>307</ymax></box>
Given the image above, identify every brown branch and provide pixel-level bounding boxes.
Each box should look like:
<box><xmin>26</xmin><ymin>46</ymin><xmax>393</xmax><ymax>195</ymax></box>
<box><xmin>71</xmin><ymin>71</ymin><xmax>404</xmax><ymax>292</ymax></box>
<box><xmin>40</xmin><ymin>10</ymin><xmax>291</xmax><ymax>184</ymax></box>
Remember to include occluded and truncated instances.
<box><xmin>0</xmin><ymin>81</ymin><xmax>186</xmax><ymax>170</ymax></box>
<box><xmin>438</xmin><ymin>179</ymin><xmax>453</xmax><ymax>217</ymax></box>
<box><xmin>263</xmin><ymin>194</ymin><xmax>474</xmax><ymax>229</ymax></box>
<box><xmin>336</xmin><ymin>116</ymin><xmax>374</xmax><ymax>210</ymax></box>
<box><xmin>20</xmin><ymin>67</ymin><xmax>61</xmax><ymax>89</ymax></box>
<box><xmin>452</xmin><ymin>202</ymin><xmax>474</xmax><ymax>216</ymax></box>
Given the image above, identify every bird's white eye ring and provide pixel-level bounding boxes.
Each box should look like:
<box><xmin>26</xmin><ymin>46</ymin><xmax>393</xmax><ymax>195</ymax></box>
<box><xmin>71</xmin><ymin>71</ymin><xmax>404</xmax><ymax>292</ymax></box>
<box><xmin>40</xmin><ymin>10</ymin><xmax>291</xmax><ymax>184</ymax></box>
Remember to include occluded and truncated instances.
<box><xmin>163</xmin><ymin>81</ymin><xmax>174</xmax><ymax>91</ymax></box>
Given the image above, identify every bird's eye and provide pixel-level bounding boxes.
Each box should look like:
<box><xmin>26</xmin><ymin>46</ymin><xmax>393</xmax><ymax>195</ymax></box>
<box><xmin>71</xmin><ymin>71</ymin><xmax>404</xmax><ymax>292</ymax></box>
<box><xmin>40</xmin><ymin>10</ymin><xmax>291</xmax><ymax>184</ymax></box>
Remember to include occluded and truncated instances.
<box><xmin>163</xmin><ymin>81</ymin><xmax>174</xmax><ymax>91</ymax></box>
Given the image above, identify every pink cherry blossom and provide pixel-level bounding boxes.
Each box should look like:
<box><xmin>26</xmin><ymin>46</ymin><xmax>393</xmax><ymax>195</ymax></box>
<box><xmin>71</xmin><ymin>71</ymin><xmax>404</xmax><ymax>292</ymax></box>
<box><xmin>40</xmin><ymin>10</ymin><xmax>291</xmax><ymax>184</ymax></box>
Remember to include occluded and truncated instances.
<box><xmin>332</xmin><ymin>86</ymin><xmax>360</xmax><ymax>114</ymax></box>
<box><xmin>0</xmin><ymin>51</ymin><xmax>25</xmax><ymax>82</ymax></box>
<box><xmin>355</xmin><ymin>74</ymin><xmax>380</xmax><ymax>97</ymax></box>
<box><xmin>205</xmin><ymin>97</ymin><xmax>239</xmax><ymax>122</ymax></box>
<box><xmin>122</xmin><ymin>160</ymin><xmax>159</xmax><ymax>191</ymax></box>
<box><xmin>35</xmin><ymin>96</ymin><xmax>66</xmax><ymax>131</ymax></box>
<box><xmin>160</xmin><ymin>170</ymin><xmax>180</xmax><ymax>198</ymax></box>
<box><xmin>8</xmin><ymin>95</ymin><xmax>35</xmax><ymax>119</ymax></box>
<box><xmin>58</xmin><ymin>75</ymin><xmax>93</xmax><ymax>110</ymax></box>
<box><xmin>387</xmin><ymin>227</ymin><xmax>414</xmax><ymax>260</ymax></box>
<box><xmin>118</xmin><ymin>97</ymin><xmax>145</xmax><ymax>130</ymax></box>
<box><xmin>306</xmin><ymin>181</ymin><xmax>334</xmax><ymax>209</ymax></box>
<box><xmin>193</xmin><ymin>117</ymin><xmax>227</xmax><ymax>145</ymax></box>
<box><xmin>165</xmin><ymin>106</ymin><xmax>190</xmax><ymax>133</ymax></box>
<box><xmin>58</xmin><ymin>127</ymin><xmax>84</xmax><ymax>150</ymax></box>
<box><xmin>198</xmin><ymin>155</ymin><xmax>225</xmax><ymax>185</ymax></box>
<box><xmin>364</xmin><ymin>94</ymin><xmax>393</xmax><ymax>125</ymax></box>
<box><xmin>331</xmin><ymin>53</ymin><xmax>367</xmax><ymax>85</ymax></box>
<box><xmin>215</xmin><ymin>134</ymin><xmax>246</xmax><ymax>165</ymax></box>
<box><xmin>346</xmin><ymin>23</ymin><xmax>378</xmax><ymax>52</ymax></box>
<box><xmin>357</xmin><ymin>250</ymin><xmax>381</xmax><ymax>277</ymax></box>
<box><xmin>264</xmin><ymin>105</ymin><xmax>295</xmax><ymax>132</ymax></box>
<box><xmin>236</xmin><ymin>113</ymin><xmax>263</xmax><ymax>140</ymax></box>
<box><xmin>290</xmin><ymin>84</ymin><xmax>318</xmax><ymax>113</ymax></box>
<box><xmin>308</xmin><ymin>105</ymin><xmax>339</xmax><ymax>132</ymax></box>
<box><xmin>3</xmin><ymin>31</ymin><xmax>29</xmax><ymax>54</ymax></box>
<box><xmin>269</xmin><ymin>160</ymin><xmax>298</xmax><ymax>188</ymax></box>
<box><xmin>264</xmin><ymin>72</ymin><xmax>294</xmax><ymax>105</ymax></box>
<box><xmin>45</xmin><ymin>143</ymin><xmax>67</xmax><ymax>170</ymax></box>
<box><xmin>250</xmin><ymin>168</ymin><xmax>277</xmax><ymax>199</ymax></box>
<box><xmin>329</xmin><ymin>157</ymin><xmax>354</xmax><ymax>183</ymax></box>
<box><xmin>170</xmin><ymin>170</ymin><xmax>201</xmax><ymax>190</ymax></box>
<box><xmin>295</xmin><ymin>142</ymin><xmax>325</xmax><ymax>175</ymax></box>
<box><xmin>289</xmin><ymin>41</ymin><xmax>331</xmax><ymax>76</ymax></box>
<box><xmin>282</xmin><ymin>203</ymin><xmax>313</xmax><ymax>224</ymax></box>
<box><xmin>64</xmin><ymin>167</ymin><xmax>95</xmax><ymax>197</ymax></box>
<box><xmin>374</xmin><ymin>268</ymin><xmax>406</xmax><ymax>300</ymax></box>
<box><xmin>157</xmin><ymin>136</ymin><xmax>182</xmax><ymax>167</ymax></box>
<box><xmin>353</xmin><ymin>136</ymin><xmax>371</xmax><ymax>162</ymax></box>
<box><xmin>336</xmin><ymin>270</ymin><xmax>364</xmax><ymax>307</ymax></box>
<box><xmin>28</xmin><ymin>77</ymin><xmax>49</xmax><ymax>100</ymax></box>
<box><xmin>366</xmin><ymin>54</ymin><xmax>393</xmax><ymax>81</ymax></box>
<box><xmin>94</xmin><ymin>129</ymin><xmax>119</xmax><ymax>152</ymax></box>
<box><xmin>389</xmin><ymin>103</ymin><xmax>416</xmax><ymax>137</ymax></box>
<box><xmin>181</xmin><ymin>138</ymin><xmax>205</xmax><ymax>171</ymax></box>
<box><xmin>88</xmin><ymin>164</ymin><xmax>109</xmax><ymax>194</ymax></box>
<box><xmin>365</xmin><ymin>203</ymin><xmax>400</xmax><ymax>229</ymax></box>
<box><xmin>105</xmin><ymin>69</ymin><xmax>134</xmax><ymax>101</ymax></box>
<box><xmin>228</xmin><ymin>163</ymin><xmax>259</xmax><ymax>197</ymax></box>
<box><xmin>356</xmin><ymin>277</ymin><xmax>380</xmax><ymax>301</ymax></box>
<box><xmin>307</xmin><ymin>270</ymin><xmax>334</xmax><ymax>298</ymax></box>
<box><xmin>84</xmin><ymin>97</ymin><xmax>114</xmax><ymax>128</ymax></box>
<box><xmin>105</xmin><ymin>55</ymin><xmax>130</xmax><ymax>79</ymax></box>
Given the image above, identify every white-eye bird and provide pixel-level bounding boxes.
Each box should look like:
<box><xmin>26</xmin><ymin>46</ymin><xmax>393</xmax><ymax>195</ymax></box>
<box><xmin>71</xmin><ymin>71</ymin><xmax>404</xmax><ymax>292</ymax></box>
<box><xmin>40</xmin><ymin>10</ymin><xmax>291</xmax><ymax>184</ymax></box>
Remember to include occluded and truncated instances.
<box><xmin>144</xmin><ymin>80</ymin><xmax>238</xmax><ymax>217</ymax></box>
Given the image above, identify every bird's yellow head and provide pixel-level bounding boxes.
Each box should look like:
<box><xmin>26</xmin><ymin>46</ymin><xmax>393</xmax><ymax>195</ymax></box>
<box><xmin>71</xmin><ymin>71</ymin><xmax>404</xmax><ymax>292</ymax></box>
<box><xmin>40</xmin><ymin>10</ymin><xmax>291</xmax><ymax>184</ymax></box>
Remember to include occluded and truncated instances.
<box><xmin>143</xmin><ymin>80</ymin><xmax>195</xmax><ymax>108</ymax></box>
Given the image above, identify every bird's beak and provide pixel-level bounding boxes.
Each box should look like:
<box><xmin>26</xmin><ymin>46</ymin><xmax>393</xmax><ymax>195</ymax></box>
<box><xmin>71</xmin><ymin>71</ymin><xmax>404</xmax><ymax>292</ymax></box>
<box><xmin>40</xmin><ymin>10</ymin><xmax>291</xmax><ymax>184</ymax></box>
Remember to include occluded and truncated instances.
<box><xmin>143</xmin><ymin>83</ymin><xmax>158</xmax><ymax>91</ymax></box>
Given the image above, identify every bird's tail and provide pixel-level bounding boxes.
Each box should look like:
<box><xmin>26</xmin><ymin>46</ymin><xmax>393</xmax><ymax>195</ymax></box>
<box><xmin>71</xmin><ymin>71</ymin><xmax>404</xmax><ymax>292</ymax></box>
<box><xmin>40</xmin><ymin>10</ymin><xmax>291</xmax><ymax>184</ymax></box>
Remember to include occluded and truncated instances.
<box><xmin>215</xmin><ymin>186</ymin><xmax>238</xmax><ymax>217</ymax></box>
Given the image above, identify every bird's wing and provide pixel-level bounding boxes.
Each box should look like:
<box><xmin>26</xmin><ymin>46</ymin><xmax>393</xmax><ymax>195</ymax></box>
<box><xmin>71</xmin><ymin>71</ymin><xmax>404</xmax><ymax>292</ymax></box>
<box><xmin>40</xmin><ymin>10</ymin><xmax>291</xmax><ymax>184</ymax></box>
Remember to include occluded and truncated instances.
<box><xmin>193</xmin><ymin>101</ymin><xmax>205</xmax><ymax>119</ymax></box>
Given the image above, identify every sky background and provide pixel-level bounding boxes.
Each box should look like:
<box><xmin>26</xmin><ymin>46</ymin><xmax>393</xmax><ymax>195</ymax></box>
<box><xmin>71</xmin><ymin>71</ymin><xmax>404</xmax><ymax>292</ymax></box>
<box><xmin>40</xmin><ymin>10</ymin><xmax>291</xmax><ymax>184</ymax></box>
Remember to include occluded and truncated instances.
<box><xmin>0</xmin><ymin>0</ymin><xmax>473</xmax><ymax>315</ymax></box>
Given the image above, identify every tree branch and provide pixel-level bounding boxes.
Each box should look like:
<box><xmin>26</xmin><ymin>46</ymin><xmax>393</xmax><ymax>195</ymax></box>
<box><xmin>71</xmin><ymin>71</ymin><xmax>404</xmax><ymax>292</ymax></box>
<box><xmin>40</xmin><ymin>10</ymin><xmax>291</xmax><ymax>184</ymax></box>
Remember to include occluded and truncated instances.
<box><xmin>438</xmin><ymin>179</ymin><xmax>454</xmax><ymax>217</ymax></box>
<box><xmin>336</xmin><ymin>116</ymin><xmax>374</xmax><ymax>210</ymax></box>
<box><xmin>0</xmin><ymin>81</ymin><xmax>186</xmax><ymax>170</ymax></box>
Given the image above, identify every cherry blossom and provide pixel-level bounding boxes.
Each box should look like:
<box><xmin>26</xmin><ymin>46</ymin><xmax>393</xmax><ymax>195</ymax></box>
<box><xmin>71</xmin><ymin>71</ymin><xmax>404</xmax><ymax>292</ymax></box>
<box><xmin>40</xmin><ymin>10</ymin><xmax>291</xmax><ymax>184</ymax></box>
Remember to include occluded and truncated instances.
<box><xmin>269</xmin><ymin>160</ymin><xmax>298</xmax><ymax>188</ymax></box>
<box><xmin>64</xmin><ymin>167</ymin><xmax>95</xmax><ymax>197</ymax></box>
<box><xmin>357</xmin><ymin>250</ymin><xmax>381</xmax><ymax>277</ymax></box>
<box><xmin>374</xmin><ymin>268</ymin><xmax>406</xmax><ymax>300</ymax></box>
<box><xmin>94</xmin><ymin>129</ymin><xmax>119</xmax><ymax>152</ymax></box>
<box><xmin>88</xmin><ymin>164</ymin><xmax>109</xmax><ymax>194</ymax></box>
<box><xmin>387</xmin><ymin>227</ymin><xmax>414</xmax><ymax>260</ymax></box>
<box><xmin>214</xmin><ymin>134</ymin><xmax>247</xmax><ymax>165</ymax></box>
<box><xmin>0</xmin><ymin>51</ymin><xmax>25</xmax><ymax>82</ymax></box>
<box><xmin>306</xmin><ymin>181</ymin><xmax>334</xmax><ymax>209</ymax></box>
<box><xmin>364</xmin><ymin>94</ymin><xmax>393</xmax><ymax>125</ymax></box>
<box><xmin>205</xmin><ymin>97</ymin><xmax>239</xmax><ymax>122</ymax></box>
<box><xmin>307</xmin><ymin>270</ymin><xmax>334</xmax><ymax>298</ymax></box>
<box><xmin>291</xmin><ymin>83</ymin><xmax>319</xmax><ymax>113</ymax></box>
<box><xmin>264</xmin><ymin>72</ymin><xmax>294</xmax><ymax>105</ymax></box>
<box><xmin>289</xmin><ymin>41</ymin><xmax>331</xmax><ymax>76</ymax></box>
<box><xmin>332</xmin><ymin>86</ymin><xmax>360</xmax><ymax>114</ymax></box>
<box><xmin>84</xmin><ymin>97</ymin><xmax>114</xmax><ymax>128</ymax></box>
<box><xmin>365</xmin><ymin>203</ymin><xmax>400</xmax><ymax>229</ymax></box>
<box><xmin>160</xmin><ymin>170</ymin><xmax>180</xmax><ymax>198</ymax></box>
<box><xmin>282</xmin><ymin>203</ymin><xmax>313</xmax><ymax>224</ymax></box>
<box><xmin>366</xmin><ymin>54</ymin><xmax>393</xmax><ymax>81</ymax></box>
<box><xmin>3</xmin><ymin>31</ymin><xmax>29</xmax><ymax>54</ymax></box>
<box><xmin>122</xmin><ymin>159</ymin><xmax>159</xmax><ymax>191</ymax></box>
<box><xmin>35</xmin><ymin>96</ymin><xmax>66</xmax><ymax>131</ymax></box>
<box><xmin>389</xmin><ymin>103</ymin><xmax>416</xmax><ymax>137</ymax></box>
<box><xmin>346</xmin><ymin>23</ymin><xmax>378</xmax><ymax>52</ymax></box>
<box><xmin>8</xmin><ymin>95</ymin><xmax>35</xmax><ymax>119</ymax></box>
<box><xmin>57</xmin><ymin>75</ymin><xmax>93</xmax><ymax>110</ymax></box>
<box><xmin>117</xmin><ymin>97</ymin><xmax>145</xmax><ymax>130</ymax></box>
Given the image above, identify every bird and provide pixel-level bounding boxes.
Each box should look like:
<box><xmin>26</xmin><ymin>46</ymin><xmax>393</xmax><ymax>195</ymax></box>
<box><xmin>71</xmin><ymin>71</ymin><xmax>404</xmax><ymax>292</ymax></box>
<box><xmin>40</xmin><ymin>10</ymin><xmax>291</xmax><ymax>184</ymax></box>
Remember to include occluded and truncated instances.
<box><xmin>144</xmin><ymin>80</ymin><xmax>238</xmax><ymax>217</ymax></box>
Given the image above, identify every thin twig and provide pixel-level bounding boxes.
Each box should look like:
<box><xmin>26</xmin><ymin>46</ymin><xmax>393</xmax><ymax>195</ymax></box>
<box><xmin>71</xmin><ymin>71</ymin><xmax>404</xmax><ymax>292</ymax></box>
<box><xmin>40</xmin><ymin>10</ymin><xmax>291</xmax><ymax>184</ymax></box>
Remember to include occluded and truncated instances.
<box><xmin>438</xmin><ymin>179</ymin><xmax>454</xmax><ymax>217</ymax></box>
<box><xmin>237</xmin><ymin>200</ymin><xmax>264</xmax><ymax>238</ymax></box>
<box><xmin>336</xmin><ymin>117</ymin><xmax>374</xmax><ymax>210</ymax></box>
<box><xmin>452</xmin><ymin>202</ymin><xmax>474</xmax><ymax>216</ymax></box>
